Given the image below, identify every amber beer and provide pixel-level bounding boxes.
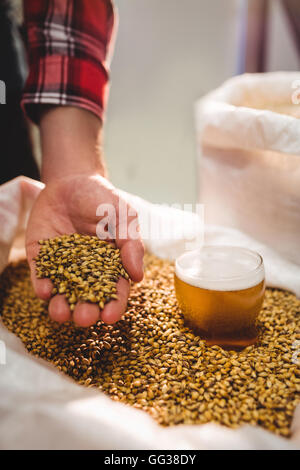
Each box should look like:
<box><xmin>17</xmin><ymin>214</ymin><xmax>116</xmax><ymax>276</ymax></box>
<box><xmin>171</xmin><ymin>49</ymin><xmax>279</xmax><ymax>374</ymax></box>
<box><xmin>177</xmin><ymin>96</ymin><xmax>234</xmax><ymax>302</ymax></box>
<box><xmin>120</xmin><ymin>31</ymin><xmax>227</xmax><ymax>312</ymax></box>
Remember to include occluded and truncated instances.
<box><xmin>174</xmin><ymin>246</ymin><xmax>265</xmax><ymax>349</ymax></box>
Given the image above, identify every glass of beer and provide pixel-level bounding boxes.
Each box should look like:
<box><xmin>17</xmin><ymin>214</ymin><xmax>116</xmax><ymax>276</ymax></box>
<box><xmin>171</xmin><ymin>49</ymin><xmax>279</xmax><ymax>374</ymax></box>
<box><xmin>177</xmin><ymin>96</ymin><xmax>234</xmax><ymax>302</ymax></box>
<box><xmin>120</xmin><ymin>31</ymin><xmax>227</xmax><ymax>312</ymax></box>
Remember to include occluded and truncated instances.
<box><xmin>174</xmin><ymin>246</ymin><xmax>265</xmax><ymax>349</ymax></box>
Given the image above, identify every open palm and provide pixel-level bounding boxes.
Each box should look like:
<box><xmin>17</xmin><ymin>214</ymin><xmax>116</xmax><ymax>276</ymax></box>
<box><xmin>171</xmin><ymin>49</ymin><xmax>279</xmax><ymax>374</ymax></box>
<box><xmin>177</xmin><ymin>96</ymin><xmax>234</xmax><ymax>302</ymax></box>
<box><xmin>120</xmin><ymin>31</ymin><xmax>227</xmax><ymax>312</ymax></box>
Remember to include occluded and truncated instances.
<box><xmin>26</xmin><ymin>174</ymin><xmax>144</xmax><ymax>327</ymax></box>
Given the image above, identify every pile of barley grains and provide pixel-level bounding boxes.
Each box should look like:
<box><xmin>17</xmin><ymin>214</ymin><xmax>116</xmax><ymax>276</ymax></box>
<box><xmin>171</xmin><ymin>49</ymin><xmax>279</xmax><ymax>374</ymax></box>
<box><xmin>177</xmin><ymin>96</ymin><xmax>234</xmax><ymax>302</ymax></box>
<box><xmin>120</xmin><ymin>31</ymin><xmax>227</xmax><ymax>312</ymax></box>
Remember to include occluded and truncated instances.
<box><xmin>0</xmin><ymin>254</ymin><xmax>299</xmax><ymax>437</ymax></box>
<box><xmin>35</xmin><ymin>234</ymin><xmax>129</xmax><ymax>311</ymax></box>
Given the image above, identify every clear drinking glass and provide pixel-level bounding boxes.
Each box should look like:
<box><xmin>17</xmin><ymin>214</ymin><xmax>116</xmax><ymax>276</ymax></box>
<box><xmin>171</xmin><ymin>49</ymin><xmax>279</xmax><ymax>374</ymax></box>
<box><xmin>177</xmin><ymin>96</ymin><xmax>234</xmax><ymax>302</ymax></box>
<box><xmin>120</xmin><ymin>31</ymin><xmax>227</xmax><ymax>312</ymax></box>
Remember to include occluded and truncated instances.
<box><xmin>174</xmin><ymin>246</ymin><xmax>265</xmax><ymax>349</ymax></box>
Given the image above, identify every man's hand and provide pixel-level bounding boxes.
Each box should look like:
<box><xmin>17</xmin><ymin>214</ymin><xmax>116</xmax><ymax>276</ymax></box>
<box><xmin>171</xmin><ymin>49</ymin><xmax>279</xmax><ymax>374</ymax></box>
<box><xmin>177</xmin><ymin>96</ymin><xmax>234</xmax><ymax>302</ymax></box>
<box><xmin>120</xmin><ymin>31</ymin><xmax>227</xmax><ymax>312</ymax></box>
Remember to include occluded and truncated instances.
<box><xmin>26</xmin><ymin>174</ymin><xmax>144</xmax><ymax>327</ymax></box>
<box><xmin>26</xmin><ymin>107</ymin><xmax>144</xmax><ymax>327</ymax></box>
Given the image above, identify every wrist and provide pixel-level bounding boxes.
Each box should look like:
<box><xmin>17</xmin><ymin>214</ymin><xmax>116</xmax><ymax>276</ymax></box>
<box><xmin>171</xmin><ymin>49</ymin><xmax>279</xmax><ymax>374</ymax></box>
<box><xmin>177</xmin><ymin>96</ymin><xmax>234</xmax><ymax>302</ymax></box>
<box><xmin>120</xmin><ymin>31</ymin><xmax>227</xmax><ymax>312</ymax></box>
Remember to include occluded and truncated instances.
<box><xmin>39</xmin><ymin>106</ymin><xmax>107</xmax><ymax>183</ymax></box>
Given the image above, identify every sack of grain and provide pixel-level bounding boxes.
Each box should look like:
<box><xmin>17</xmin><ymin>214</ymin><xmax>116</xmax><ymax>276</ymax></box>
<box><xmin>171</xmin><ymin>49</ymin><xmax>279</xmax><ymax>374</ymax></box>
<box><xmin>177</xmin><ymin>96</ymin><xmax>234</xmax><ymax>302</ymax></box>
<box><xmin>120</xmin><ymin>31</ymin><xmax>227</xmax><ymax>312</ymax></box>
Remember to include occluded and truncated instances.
<box><xmin>195</xmin><ymin>72</ymin><xmax>300</xmax><ymax>265</ymax></box>
<box><xmin>0</xmin><ymin>176</ymin><xmax>299</xmax><ymax>450</ymax></box>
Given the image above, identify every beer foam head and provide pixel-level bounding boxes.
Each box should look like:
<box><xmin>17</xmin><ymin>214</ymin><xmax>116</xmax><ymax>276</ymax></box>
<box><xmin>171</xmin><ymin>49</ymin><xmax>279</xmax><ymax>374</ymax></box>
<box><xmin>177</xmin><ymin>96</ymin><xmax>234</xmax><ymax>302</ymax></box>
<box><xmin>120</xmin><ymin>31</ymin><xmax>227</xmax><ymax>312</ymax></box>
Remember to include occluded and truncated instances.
<box><xmin>175</xmin><ymin>246</ymin><xmax>265</xmax><ymax>291</ymax></box>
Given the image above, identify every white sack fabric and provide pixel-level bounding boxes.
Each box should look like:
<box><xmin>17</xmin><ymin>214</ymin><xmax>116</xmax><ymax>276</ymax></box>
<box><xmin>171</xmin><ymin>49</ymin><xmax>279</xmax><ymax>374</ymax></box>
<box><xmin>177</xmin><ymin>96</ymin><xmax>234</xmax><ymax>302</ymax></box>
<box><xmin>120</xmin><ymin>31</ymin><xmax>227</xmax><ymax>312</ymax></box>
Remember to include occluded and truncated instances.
<box><xmin>0</xmin><ymin>176</ymin><xmax>299</xmax><ymax>450</ymax></box>
<box><xmin>195</xmin><ymin>72</ymin><xmax>300</xmax><ymax>266</ymax></box>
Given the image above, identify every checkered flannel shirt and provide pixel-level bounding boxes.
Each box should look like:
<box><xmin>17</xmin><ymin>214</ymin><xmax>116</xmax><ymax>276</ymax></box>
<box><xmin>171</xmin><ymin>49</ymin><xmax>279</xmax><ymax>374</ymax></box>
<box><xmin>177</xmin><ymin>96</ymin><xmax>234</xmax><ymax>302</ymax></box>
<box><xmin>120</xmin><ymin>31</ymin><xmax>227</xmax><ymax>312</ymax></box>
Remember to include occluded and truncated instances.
<box><xmin>21</xmin><ymin>0</ymin><xmax>116</xmax><ymax>123</ymax></box>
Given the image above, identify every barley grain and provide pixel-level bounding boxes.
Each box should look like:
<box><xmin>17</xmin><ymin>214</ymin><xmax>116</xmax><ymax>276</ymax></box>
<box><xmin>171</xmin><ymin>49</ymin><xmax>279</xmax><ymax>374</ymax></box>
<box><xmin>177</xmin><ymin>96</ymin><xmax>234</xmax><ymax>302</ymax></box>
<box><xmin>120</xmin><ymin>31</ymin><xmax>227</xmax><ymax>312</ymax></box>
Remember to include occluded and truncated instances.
<box><xmin>34</xmin><ymin>234</ymin><xmax>129</xmax><ymax>309</ymax></box>
<box><xmin>0</xmin><ymin>254</ymin><xmax>299</xmax><ymax>437</ymax></box>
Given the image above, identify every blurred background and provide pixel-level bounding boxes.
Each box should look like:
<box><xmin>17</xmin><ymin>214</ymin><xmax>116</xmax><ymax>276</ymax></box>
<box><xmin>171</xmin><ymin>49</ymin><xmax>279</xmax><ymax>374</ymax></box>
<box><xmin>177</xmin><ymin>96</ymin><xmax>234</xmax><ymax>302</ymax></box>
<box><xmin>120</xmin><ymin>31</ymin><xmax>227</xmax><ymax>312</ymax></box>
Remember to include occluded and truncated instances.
<box><xmin>104</xmin><ymin>0</ymin><xmax>299</xmax><ymax>205</ymax></box>
<box><xmin>3</xmin><ymin>0</ymin><xmax>299</xmax><ymax>199</ymax></box>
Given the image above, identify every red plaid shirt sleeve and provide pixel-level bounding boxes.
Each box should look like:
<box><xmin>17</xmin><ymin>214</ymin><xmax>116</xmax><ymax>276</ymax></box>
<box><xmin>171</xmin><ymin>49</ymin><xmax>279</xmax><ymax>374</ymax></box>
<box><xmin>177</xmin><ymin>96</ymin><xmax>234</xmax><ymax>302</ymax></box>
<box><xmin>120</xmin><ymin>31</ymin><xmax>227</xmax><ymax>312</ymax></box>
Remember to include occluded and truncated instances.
<box><xmin>21</xmin><ymin>0</ymin><xmax>116</xmax><ymax>123</ymax></box>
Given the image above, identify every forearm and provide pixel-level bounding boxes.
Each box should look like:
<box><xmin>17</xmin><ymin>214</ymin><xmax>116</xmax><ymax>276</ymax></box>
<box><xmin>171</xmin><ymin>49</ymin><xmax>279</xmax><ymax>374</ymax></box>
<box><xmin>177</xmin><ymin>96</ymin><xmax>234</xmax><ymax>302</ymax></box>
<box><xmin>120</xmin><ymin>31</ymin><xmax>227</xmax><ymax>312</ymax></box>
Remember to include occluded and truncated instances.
<box><xmin>22</xmin><ymin>1</ymin><xmax>116</xmax><ymax>183</ymax></box>
<box><xmin>40</xmin><ymin>107</ymin><xmax>107</xmax><ymax>183</ymax></box>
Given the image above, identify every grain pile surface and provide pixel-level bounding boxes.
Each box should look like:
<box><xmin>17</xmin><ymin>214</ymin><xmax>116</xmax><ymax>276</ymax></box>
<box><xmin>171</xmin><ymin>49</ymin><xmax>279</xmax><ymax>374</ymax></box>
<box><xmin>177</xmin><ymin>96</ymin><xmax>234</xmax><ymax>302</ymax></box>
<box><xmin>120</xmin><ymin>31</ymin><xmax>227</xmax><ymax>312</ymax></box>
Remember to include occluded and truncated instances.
<box><xmin>0</xmin><ymin>254</ymin><xmax>299</xmax><ymax>437</ymax></box>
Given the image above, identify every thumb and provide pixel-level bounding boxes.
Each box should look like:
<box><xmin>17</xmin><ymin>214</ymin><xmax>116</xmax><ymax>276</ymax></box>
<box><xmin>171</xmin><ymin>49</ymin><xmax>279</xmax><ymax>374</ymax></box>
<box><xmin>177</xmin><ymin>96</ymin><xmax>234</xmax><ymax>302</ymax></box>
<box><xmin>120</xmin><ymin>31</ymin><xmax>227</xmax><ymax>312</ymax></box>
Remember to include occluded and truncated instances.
<box><xmin>115</xmin><ymin>200</ymin><xmax>144</xmax><ymax>282</ymax></box>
